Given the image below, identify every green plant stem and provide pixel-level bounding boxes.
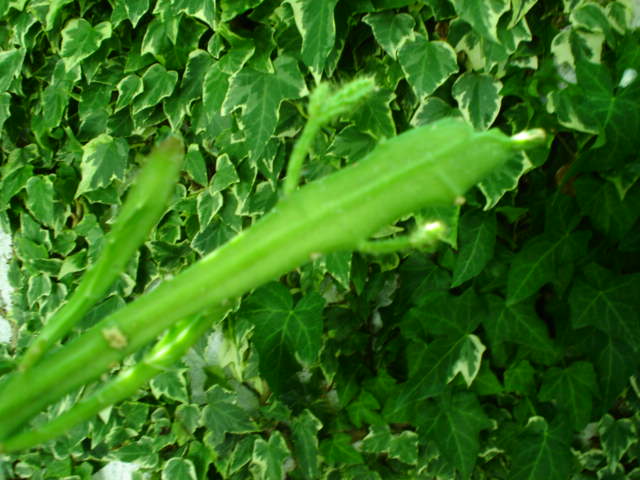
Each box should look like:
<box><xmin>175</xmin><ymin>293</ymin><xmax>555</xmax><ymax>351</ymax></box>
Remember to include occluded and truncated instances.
<box><xmin>0</xmin><ymin>119</ymin><xmax>545</xmax><ymax>443</ymax></box>
<box><xmin>0</xmin><ymin>307</ymin><xmax>226</xmax><ymax>453</ymax></box>
<box><xmin>19</xmin><ymin>136</ymin><xmax>185</xmax><ymax>372</ymax></box>
<box><xmin>283</xmin><ymin>118</ymin><xmax>322</xmax><ymax>195</ymax></box>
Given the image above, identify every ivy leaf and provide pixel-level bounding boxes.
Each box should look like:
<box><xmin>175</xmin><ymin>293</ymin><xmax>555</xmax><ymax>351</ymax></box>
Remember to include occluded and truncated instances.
<box><xmin>132</xmin><ymin>63</ymin><xmax>179</xmax><ymax>114</ymax></box>
<box><xmin>538</xmin><ymin>361</ymin><xmax>598</xmax><ymax>429</ymax></box>
<box><xmin>320</xmin><ymin>433</ymin><xmax>363</xmax><ymax>466</ymax></box>
<box><xmin>291</xmin><ymin>410</ymin><xmax>322</xmax><ymax>480</ymax></box>
<box><xmin>222</xmin><ymin>55</ymin><xmax>307</xmax><ymax>159</ymax></box>
<box><xmin>483</xmin><ymin>295</ymin><xmax>558</xmax><ymax>363</ymax></box>
<box><xmin>0</xmin><ymin>48</ymin><xmax>25</xmax><ymax>92</ymax></box>
<box><xmin>251</xmin><ymin>431</ymin><xmax>291</xmax><ymax>480</ymax></box>
<box><xmin>286</xmin><ymin>0</ymin><xmax>339</xmax><ymax>80</ymax></box>
<box><xmin>504</xmin><ymin>360</ymin><xmax>536</xmax><ymax>395</ymax></box>
<box><xmin>596</xmin><ymin>336</ymin><xmax>638</xmax><ymax>410</ymax></box>
<box><xmin>384</xmin><ymin>334</ymin><xmax>486</xmax><ymax>421</ymax></box>
<box><xmin>362</xmin><ymin>424</ymin><xmax>419</xmax><ymax>465</ymax></box>
<box><xmin>200</xmin><ymin>386</ymin><xmax>258</xmax><ymax>446</ymax></box>
<box><xmin>149</xmin><ymin>369</ymin><xmax>189</xmax><ymax>404</ymax></box>
<box><xmin>569</xmin><ymin>264</ymin><xmax>640</xmax><ymax>349</ymax></box>
<box><xmin>60</xmin><ymin>19</ymin><xmax>112</xmax><ymax>71</ymax></box>
<box><xmin>451</xmin><ymin>210</ymin><xmax>496</xmax><ymax>287</ymax></box>
<box><xmin>575</xmin><ymin>176</ymin><xmax>640</xmax><ymax>241</ymax></box>
<box><xmin>418</xmin><ymin>392</ymin><xmax>491</xmax><ymax>479</ymax></box>
<box><xmin>363</xmin><ymin>12</ymin><xmax>415</xmax><ymax>59</ymax></box>
<box><xmin>25</xmin><ymin>176</ymin><xmax>56</xmax><ymax>228</ymax></box>
<box><xmin>242</xmin><ymin>282</ymin><xmax>324</xmax><ymax>393</ymax></box>
<box><xmin>598</xmin><ymin>414</ymin><xmax>638</xmax><ymax>469</ymax></box>
<box><xmin>161</xmin><ymin>458</ymin><xmax>197</xmax><ymax>480</ymax></box>
<box><xmin>219</xmin><ymin>0</ymin><xmax>266</xmax><ymax>21</ymax></box>
<box><xmin>508</xmin><ymin>417</ymin><xmax>573</xmax><ymax>480</ymax></box>
<box><xmin>551</xmin><ymin>57</ymin><xmax>640</xmax><ymax>171</ymax></box>
<box><xmin>450</xmin><ymin>0</ymin><xmax>510</xmax><ymax>43</ymax></box>
<box><xmin>478</xmin><ymin>151</ymin><xmax>532</xmax><ymax>210</ymax></box>
<box><xmin>452</xmin><ymin>72</ymin><xmax>503</xmax><ymax>130</ymax></box>
<box><xmin>398</xmin><ymin>36</ymin><xmax>458</xmax><ymax>99</ymax></box>
<box><xmin>506</xmin><ymin>231</ymin><xmax>590</xmax><ymax>305</ymax></box>
<box><xmin>77</xmin><ymin>134</ymin><xmax>129</xmax><ymax>196</ymax></box>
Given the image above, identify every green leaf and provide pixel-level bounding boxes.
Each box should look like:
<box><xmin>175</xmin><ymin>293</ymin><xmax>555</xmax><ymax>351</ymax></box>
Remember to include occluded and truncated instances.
<box><xmin>350</xmin><ymin>88</ymin><xmax>396</xmax><ymax>138</ymax></box>
<box><xmin>508</xmin><ymin>417</ymin><xmax>573</xmax><ymax>480</ymax></box>
<box><xmin>0</xmin><ymin>48</ymin><xmax>25</xmax><ymax>92</ymax></box>
<box><xmin>398</xmin><ymin>36</ymin><xmax>458</xmax><ymax>99</ymax></box>
<box><xmin>251</xmin><ymin>431</ymin><xmax>291</xmax><ymax>480</ymax></box>
<box><xmin>41</xmin><ymin>59</ymin><xmax>80</xmax><ymax>131</ymax></box>
<box><xmin>569</xmin><ymin>264</ymin><xmax>640</xmax><ymax>348</ymax></box>
<box><xmin>132</xmin><ymin>63</ymin><xmax>179</xmax><ymax>114</ymax></box>
<box><xmin>452</xmin><ymin>73</ymin><xmax>503</xmax><ymax>130</ymax></box>
<box><xmin>220</xmin><ymin>0</ymin><xmax>266</xmax><ymax>21</ymax></box>
<box><xmin>598</xmin><ymin>414</ymin><xmax>638</xmax><ymax>469</ymax></box>
<box><xmin>162</xmin><ymin>458</ymin><xmax>197</xmax><ymax>480</ymax></box>
<box><xmin>122</xmin><ymin>0</ymin><xmax>150</xmax><ymax>28</ymax></box>
<box><xmin>506</xmin><ymin>231</ymin><xmax>590</xmax><ymax>305</ymax></box>
<box><xmin>539</xmin><ymin>361</ymin><xmax>598</xmax><ymax>429</ymax></box>
<box><xmin>504</xmin><ymin>360</ymin><xmax>535</xmax><ymax>395</ymax></box>
<box><xmin>150</xmin><ymin>369</ymin><xmax>189</xmax><ymax>404</ymax></box>
<box><xmin>450</xmin><ymin>0</ymin><xmax>510</xmax><ymax>42</ymax></box>
<box><xmin>363</xmin><ymin>12</ymin><xmax>415</xmax><ymax>59</ymax></box>
<box><xmin>385</xmin><ymin>334</ymin><xmax>485</xmax><ymax>421</ymax></box>
<box><xmin>77</xmin><ymin>134</ymin><xmax>129</xmax><ymax>196</ymax></box>
<box><xmin>25</xmin><ymin>176</ymin><xmax>56</xmax><ymax>228</ymax></box>
<box><xmin>0</xmin><ymin>92</ymin><xmax>9</xmax><ymax>131</ymax></box>
<box><xmin>418</xmin><ymin>392</ymin><xmax>491</xmax><ymax>479</ymax></box>
<box><xmin>550</xmin><ymin>57</ymin><xmax>640</xmax><ymax>171</ymax></box>
<box><xmin>362</xmin><ymin>424</ymin><xmax>419</xmax><ymax>465</ymax></box>
<box><xmin>575</xmin><ymin>176</ymin><xmax>640</xmax><ymax>241</ymax></box>
<box><xmin>108</xmin><ymin>436</ymin><xmax>159</xmax><ymax>468</ymax></box>
<box><xmin>478</xmin><ymin>151</ymin><xmax>532</xmax><ymax>210</ymax></box>
<box><xmin>211</xmin><ymin>154</ymin><xmax>240</xmax><ymax>193</ymax></box>
<box><xmin>242</xmin><ymin>282</ymin><xmax>324</xmax><ymax>393</ymax></box>
<box><xmin>286</xmin><ymin>0</ymin><xmax>339</xmax><ymax>80</ymax></box>
<box><xmin>291</xmin><ymin>410</ymin><xmax>322</xmax><ymax>480</ymax></box>
<box><xmin>483</xmin><ymin>295</ymin><xmax>558</xmax><ymax>363</ymax></box>
<box><xmin>185</xmin><ymin>144</ymin><xmax>208</xmax><ymax>186</ymax></box>
<box><xmin>451</xmin><ymin>210</ymin><xmax>496</xmax><ymax>287</ymax></box>
<box><xmin>115</xmin><ymin>74</ymin><xmax>143</xmax><ymax>112</ymax></box>
<box><xmin>60</xmin><ymin>19</ymin><xmax>112</xmax><ymax>71</ymax></box>
<box><xmin>200</xmin><ymin>386</ymin><xmax>258</xmax><ymax>446</ymax></box>
<box><xmin>320</xmin><ymin>433</ymin><xmax>364</xmax><ymax>466</ymax></box>
<box><xmin>222</xmin><ymin>55</ymin><xmax>307</xmax><ymax>159</ymax></box>
<box><xmin>596</xmin><ymin>336</ymin><xmax>637</xmax><ymax>410</ymax></box>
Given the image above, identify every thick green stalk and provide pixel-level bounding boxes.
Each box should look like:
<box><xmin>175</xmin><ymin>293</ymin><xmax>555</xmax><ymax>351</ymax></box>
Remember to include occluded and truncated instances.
<box><xmin>0</xmin><ymin>307</ymin><xmax>226</xmax><ymax>453</ymax></box>
<box><xmin>19</xmin><ymin>136</ymin><xmax>185</xmax><ymax>371</ymax></box>
<box><xmin>0</xmin><ymin>119</ymin><xmax>545</xmax><ymax>443</ymax></box>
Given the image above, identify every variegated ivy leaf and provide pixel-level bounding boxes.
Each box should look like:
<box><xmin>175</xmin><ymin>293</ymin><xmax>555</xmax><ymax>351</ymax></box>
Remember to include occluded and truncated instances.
<box><xmin>222</xmin><ymin>55</ymin><xmax>307</xmax><ymax>160</ymax></box>
<box><xmin>363</xmin><ymin>11</ymin><xmax>415</xmax><ymax>59</ymax></box>
<box><xmin>60</xmin><ymin>18</ymin><xmax>112</xmax><ymax>71</ymax></box>
<box><xmin>0</xmin><ymin>48</ymin><xmax>25</xmax><ymax>92</ymax></box>
<box><xmin>398</xmin><ymin>36</ymin><xmax>458</xmax><ymax>99</ymax></box>
<box><xmin>251</xmin><ymin>431</ymin><xmax>291</xmax><ymax>480</ymax></box>
<box><xmin>132</xmin><ymin>63</ymin><xmax>179</xmax><ymax>114</ymax></box>
<box><xmin>450</xmin><ymin>0</ymin><xmax>510</xmax><ymax>43</ymax></box>
<box><xmin>77</xmin><ymin>134</ymin><xmax>129</xmax><ymax>196</ymax></box>
<box><xmin>452</xmin><ymin>72</ymin><xmax>503</xmax><ymax>130</ymax></box>
<box><xmin>286</xmin><ymin>0</ymin><xmax>339</xmax><ymax>80</ymax></box>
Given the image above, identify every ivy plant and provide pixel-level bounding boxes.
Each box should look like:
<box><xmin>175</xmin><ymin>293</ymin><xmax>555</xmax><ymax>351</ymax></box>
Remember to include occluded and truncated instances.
<box><xmin>0</xmin><ymin>1</ymin><xmax>639</xmax><ymax>479</ymax></box>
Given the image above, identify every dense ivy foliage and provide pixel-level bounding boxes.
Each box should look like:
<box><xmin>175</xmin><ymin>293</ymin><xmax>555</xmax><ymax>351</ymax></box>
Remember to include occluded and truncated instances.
<box><xmin>0</xmin><ymin>0</ymin><xmax>639</xmax><ymax>478</ymax></box>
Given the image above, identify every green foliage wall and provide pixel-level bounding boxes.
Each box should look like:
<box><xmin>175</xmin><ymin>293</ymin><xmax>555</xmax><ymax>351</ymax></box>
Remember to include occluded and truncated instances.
<box><xmin>1</xmin><ymin>0</ymin><xmax>639</xmax><ymax>478</ymax></box>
